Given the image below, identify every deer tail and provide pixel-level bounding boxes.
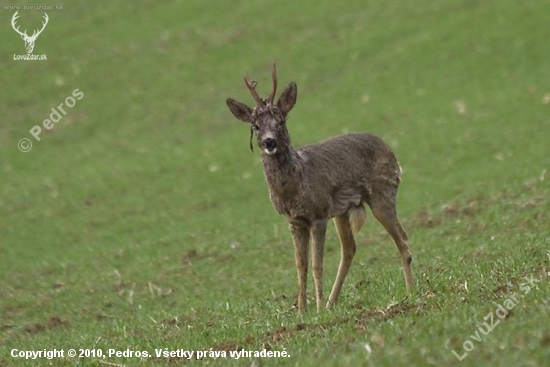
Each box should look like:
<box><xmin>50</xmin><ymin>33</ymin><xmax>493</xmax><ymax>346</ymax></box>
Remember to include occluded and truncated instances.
<box><xmin>348</xmin><ymin>204</ymin><xmax>367</xmax><ymax>234</ymax></box>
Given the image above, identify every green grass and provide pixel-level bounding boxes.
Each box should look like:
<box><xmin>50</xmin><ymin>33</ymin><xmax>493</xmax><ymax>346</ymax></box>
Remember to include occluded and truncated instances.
<box><xmin>1</xmin><ymin>0</ymin><xmax>549</xmax><ymax>366</ymax></box>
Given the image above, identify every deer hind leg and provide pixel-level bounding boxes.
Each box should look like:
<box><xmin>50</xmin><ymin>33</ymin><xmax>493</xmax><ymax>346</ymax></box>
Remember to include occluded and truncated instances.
<box><xmin>310</xmin><ymin>219</ymin><xmax>327</xmax><ymax>312</ymax></box>
<box><xmin>369</xmin><ymin>193</ymin><xmax>414</xmax><ymax>293</ymax></box>
<box><xmin>289</xmin><ymin>221</ymin><xmax>310</xmax><ymax>312</ymax></box>
<box><xmin>326</xmin><ymin>210</ymin><xmax>359</xmax><ymax>309</ymax></box>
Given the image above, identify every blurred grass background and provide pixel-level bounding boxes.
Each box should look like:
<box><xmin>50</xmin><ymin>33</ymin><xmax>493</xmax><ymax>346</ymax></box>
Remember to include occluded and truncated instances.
<box><xmin>0</xmin><ymin>1</ymin><xmax>548</xmax><ymax>366</ymax></box>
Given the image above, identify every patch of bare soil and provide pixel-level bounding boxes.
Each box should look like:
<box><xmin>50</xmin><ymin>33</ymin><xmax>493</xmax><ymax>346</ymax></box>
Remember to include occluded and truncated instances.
<box><xmin>202</xmin><ymin>297</ymin><xmax>430</xmax><ymax>355</ymax></box>
<box><xmin>24</xmin><ymin>316</ymin><xmax>68</xmax><ymax>334</ymax></box>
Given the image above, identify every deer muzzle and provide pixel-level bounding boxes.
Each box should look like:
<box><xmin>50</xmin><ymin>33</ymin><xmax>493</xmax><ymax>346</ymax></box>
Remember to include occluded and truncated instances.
<box><xmin>263</xmin><ymin>137</ymin><xmax>278</xmax><ymax>155</ymax></box>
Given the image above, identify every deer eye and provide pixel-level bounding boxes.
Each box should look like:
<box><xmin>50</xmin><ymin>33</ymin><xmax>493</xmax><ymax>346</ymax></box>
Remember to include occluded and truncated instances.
<box><xmin>252</xmin><ymin>124</ymin><xmax>260</xmax><ymax>131</ymax></box>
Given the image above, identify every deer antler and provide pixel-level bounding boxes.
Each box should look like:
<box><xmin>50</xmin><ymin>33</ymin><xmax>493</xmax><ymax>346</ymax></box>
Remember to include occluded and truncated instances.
<box><xmin>30</xmin><ymin>13</ymin><xmax>49</xmax><ymax>39</ymax></box>
<box><xmin>244</xmin><ymin>74</ymin><xmax>263</xmax><ymax>107</ymax></box>
<box><xmin>11</xmin><ymin>11</ymin><xmax>28</xmax><ymax>38</ymax></box>
<box><xmin>266</xmin><ymin>63</ymin><xmax>277</xmax><ymax>105</ymax></box>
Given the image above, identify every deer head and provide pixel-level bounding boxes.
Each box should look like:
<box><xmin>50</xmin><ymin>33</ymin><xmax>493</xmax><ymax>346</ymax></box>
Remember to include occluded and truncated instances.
<box><xmin>11</xmin><ymin>11</ymin><xmax>49</xmax><ymax>54</ymax></box>
<box><xmin>226</xmin><ymin>64</ymin><xmax>298</xmax><ymax>154</ymax></box>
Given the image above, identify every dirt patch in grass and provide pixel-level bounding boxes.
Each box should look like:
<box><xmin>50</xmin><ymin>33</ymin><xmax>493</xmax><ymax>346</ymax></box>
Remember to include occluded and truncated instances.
<box><xmin>202</xmin><ymin>296</ymin><xmax>430</xmax><ymax>353</ymax></box>
<box><xmin>410</xmin><ymin>208</ymin><xmax>442</xmax><ymax>228</ymax></box>
<box><xmin>408</xmin><ymin>176</ymin><xmax>548</xmax><ymax>231</ymax></box>
<box><xmin>181</xmin><ymin>249</ymin><xmax>199</xmax><ymax>265</ymax></box>
<box><xmin>211</xmin><ymin>340</ymin><xmax>242</xmax><ymax>352</ymax></box>
<box><xmin>24</xmin><ymin>316</ymin><xmax>68</xmax><ymax>334</ymax></box>
<box><xmin>410</xmin><ymin>198</ymin><xmax>483</xmax><ymax>229</ymax></box>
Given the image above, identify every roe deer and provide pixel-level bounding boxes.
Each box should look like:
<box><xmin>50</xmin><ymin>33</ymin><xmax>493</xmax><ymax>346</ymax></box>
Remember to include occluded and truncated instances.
<box><xmin>226</xmin><ymin>64</ymin><xmax>413</xmax><ymax>311</ymax></box>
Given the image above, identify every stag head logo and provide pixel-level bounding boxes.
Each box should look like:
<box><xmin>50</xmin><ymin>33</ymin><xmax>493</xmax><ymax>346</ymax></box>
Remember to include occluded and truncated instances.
<box><xmin>11</xmin><ymin>11</ymin><xmax>49</xmax><ymax>54</ymax></box>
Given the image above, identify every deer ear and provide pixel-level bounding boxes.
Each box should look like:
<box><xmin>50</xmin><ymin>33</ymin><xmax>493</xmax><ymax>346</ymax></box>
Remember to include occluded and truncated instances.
<box><xmin>277</xmin><ymin>82</ymin><xmax>297</xmax><ymax>116</ymax></box>
<box><xmin>226</xmin><ymin>98</ymin><xmax>253</xmax><ymax>123</ymax></box>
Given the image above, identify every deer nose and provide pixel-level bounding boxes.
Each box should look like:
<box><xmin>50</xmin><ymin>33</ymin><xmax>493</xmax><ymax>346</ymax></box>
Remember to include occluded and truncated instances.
<box><xmin>264</xmin><ymin>138</ymin><xmax>277</xmax><ymax>152</ymax></box>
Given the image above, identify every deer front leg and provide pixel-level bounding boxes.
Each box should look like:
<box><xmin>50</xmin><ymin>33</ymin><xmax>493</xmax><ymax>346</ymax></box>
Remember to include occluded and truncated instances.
<box><xmin>310</xmin><ymin>219</ymin><xmax>327</xmax><ymax>312</ymax></box>
<box><xmin>289</xmin><ymin>220</ymin><xmax>310</xmax><ymax>312</ymax></box>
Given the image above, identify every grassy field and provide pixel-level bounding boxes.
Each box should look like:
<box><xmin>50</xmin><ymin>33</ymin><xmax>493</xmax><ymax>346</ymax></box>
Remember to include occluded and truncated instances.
<box><xmin>1</xmin><ymin>0</ymin><xmax>549</xmax><ymax>366</ymax></box>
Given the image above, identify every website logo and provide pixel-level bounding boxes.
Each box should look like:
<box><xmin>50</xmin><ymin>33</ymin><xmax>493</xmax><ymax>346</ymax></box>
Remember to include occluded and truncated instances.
<box><xmin>11</xmin><ymin>10</ymin><xmax>48</xmax><ymax>60</ymax></box>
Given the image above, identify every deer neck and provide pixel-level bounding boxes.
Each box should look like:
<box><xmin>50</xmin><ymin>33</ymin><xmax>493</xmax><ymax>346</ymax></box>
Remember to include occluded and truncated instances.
<box><xmin>261</xmin><ymin>145</ymin><xmax>302</xmax><ymax>197</ymax></box>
